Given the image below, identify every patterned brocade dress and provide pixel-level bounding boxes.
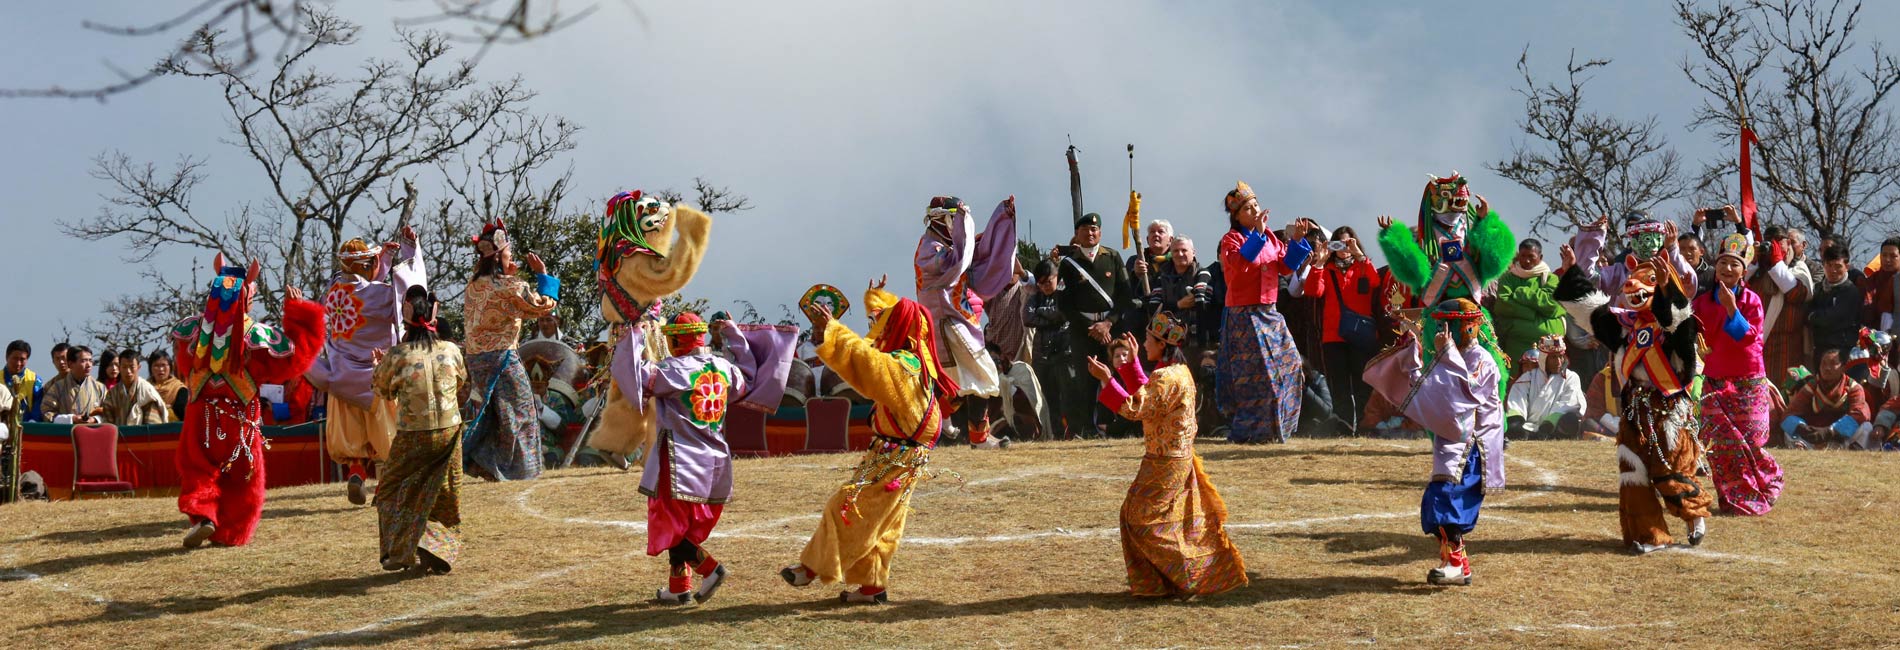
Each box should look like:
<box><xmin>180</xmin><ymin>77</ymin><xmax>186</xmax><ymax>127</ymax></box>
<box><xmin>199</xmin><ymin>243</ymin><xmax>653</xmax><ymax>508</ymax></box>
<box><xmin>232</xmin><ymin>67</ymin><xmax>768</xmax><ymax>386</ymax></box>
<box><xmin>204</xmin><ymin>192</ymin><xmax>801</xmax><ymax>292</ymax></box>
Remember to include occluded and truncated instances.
<box><xmin>1101</xmin><ymin>359</ymin><xmax>1248</xmax><ymax>597</ymax></box>
<box><xmin>371</xmin><ymin>339</ymin><xmax>469</xmax><ymax>570</ymax></box>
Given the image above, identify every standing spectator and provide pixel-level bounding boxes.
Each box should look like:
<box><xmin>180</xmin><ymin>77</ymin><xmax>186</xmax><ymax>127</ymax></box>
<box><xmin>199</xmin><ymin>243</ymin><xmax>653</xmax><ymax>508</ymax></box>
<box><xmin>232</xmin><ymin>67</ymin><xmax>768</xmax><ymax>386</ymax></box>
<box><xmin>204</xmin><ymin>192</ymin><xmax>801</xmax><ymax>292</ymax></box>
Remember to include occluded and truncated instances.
<box><xmin>1491</xmin><ymin>238</ymin><xmax>1565</xmax><ymax>363</ymax></box>
<box><xmin>1862</xmin><ymin>237</ymin><xmax>1900</xmax><ymax>331</ymax></box>
<box><xmin>103</xmin><ymin>348</ymin><xmax>169</xmax><ymax>425</ymax></box>
<box><xmin>148</xmin><ymin>350</ymin><xmax>187</xmax><ymax>422</ymax></box>
<box><xmin>48</xmin><ymin>342</ymin><xmax>70</xmax><ymax>381</ymax></box>
<box><xmin>97</xmin><ymin>349</ymin><xmax>119</xmax><ymax>391</ymax></box>
<box><xmin>1301</xmin><ymin>226</ymin><xmax>1380</xmax><ymax>434</ymax></box>
<box><xmin>1678</xmin><ymin>233</ymin><xmax>1713</xmax><ymax>294</ymax></box>
<box><xmin>1125</xmin><ymin>220</ymin><xmax>1175</xmax><ymax>333</ymax></box>
<box><xmin>1751</xmin><ymin>225</ymin><xmax>1811</xmax><ymax>389</ymax></box>
<box><xmin>1054</xmin><ymin>213</ymin><xmax>1134</xmax><ymax>441</ymax></box>
<box><xmin>1811</xmin><ymin>244</ymin><xmax>1864</xmax><ymax>368</ymax></box>
<box><xmin>1215</xmin><ymin>182</ymin><xmax>1312</xmax><ymax>444</ymax></box>
<box><xmin>39</xmin><ymin>345</ymin><xmax>107</xmax><ymax>424</ymax></box>
<box><xmin>5</xmin><ymin>341</ymin><xmax>42</xmax><ymax>424</ymax></box>
<box><xmin>1026</xmin><ymin>260</ymin><xmax>1071</xmax><ymax>438</ymax></box>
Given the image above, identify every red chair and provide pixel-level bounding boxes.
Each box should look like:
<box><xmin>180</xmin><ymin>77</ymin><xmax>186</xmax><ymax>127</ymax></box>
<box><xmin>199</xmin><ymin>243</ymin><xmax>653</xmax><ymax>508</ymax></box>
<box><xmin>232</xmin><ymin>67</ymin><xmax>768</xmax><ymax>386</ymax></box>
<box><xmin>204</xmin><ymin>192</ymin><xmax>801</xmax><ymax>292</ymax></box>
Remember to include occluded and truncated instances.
<box><xmin>71</xmin><ymin>424</ymin><xmax>135</xmax><ymax>499</ymax></box>
<box><xmin>803</xmin><ymin>397</ymin><xmax>852</xmax><ymax>453</ymax></box>
<box><xmin>726</xmin><ymin>405</ymin><xmax>770</xmax><ymax>458</ymax></box>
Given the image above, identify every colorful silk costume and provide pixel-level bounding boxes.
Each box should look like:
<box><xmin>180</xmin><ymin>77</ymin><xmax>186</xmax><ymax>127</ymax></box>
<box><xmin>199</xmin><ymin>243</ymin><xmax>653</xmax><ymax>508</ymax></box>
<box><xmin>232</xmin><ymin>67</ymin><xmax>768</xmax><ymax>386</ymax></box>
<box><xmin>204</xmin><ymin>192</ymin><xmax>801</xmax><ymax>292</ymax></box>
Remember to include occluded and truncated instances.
<box><xmin>371</xmin><ymin>338</ymin><xmax>467</xmax><ymax>571</ymax></box>
<box><xmin>1363</xmin><ymin>300</ymin><xmax>1507</xmax><ymax>585</ymax></box>
<box><xmin>1692</xmin><ymin>234</ymin><xmax>1785</xmax><ymax>515</ymax></box>
<box><xmin>914</xmin><ymin>196</ymin><xmax>1018</xmax><ymax>446</ymax></box>
<box><xmin>307</xmin><ymin>236</ymin><xmax>426</xmax><ymax>472</ymax></box>
<box><xmin>1097</xmin><ymin>315</ymin><xmax>1247</xmax><ymax>597</ymax></box>
<box><xmin>1216</xmin><ymin>181</ymin><xmax>1311</xmax><ymax>443</ymax></box>
<box><xmin>788</xmin><ymin>290</ymin><xmax>958</xmax><ymax>599</ymax></box>
<box><xmin>171</xmin><ymin>258</ymin><xmax>325</xmax><ymax>547</ymax></box>
<box><xmin>1375</xmin><ymin>173</ymin><xmax>1515</xmax><ymax>400</ymax></box>
<box><xmin>462</xmin><ymin>219</ymin><xmax>560</xmax><ymax>481</ymax></box>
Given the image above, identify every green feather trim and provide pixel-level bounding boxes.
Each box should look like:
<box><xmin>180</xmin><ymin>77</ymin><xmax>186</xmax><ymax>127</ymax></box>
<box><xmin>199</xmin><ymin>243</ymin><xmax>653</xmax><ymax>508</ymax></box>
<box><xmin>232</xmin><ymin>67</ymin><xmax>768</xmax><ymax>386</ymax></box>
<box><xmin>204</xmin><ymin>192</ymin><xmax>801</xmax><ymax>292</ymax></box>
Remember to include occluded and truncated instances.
<box><xmin>1468</xmin><ymin>209</ymin><xmax>1517</xmax><ymax>285</ymax></box>
<box><xmin>1377</xmin><ymin>224</ymin><xmax>1433</xmax><ymax>293</ymax></box>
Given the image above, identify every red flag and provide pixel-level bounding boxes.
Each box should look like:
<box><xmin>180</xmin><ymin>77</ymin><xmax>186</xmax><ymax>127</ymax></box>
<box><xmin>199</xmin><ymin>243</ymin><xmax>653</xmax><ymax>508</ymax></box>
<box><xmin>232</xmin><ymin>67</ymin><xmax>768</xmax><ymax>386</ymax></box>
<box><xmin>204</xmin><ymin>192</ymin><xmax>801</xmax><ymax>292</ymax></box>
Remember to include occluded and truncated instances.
<box><xmin>1739</xmin><ymin>127</ymin><xmax>1761</xmax><ymax>240</ymax></box>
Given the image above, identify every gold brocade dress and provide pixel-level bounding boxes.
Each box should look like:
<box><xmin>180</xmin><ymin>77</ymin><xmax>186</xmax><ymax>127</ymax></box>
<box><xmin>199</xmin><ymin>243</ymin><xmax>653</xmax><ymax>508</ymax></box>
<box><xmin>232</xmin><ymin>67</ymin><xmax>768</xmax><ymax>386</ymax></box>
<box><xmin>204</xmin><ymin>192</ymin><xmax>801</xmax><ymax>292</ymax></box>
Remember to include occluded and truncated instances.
<box><xmin>1111</xmin><ymin>362</ymin><xmax>1249</xmax><ymax>597</ymax></box>
<box><xmin>796</xmin><ymin>320</ymin><xmax>944</xmax><ymax>589</ymax></box>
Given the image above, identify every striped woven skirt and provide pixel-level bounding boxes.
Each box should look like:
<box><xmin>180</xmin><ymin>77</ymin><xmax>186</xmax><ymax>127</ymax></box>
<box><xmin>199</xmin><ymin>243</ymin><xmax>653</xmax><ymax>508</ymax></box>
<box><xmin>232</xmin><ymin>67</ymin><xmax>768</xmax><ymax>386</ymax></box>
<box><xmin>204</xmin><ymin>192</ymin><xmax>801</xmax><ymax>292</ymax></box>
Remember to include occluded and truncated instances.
<box><xmin>463</xmin><ymin>350</ymin><xmax>543</xmax><ymax>481</ymax></box>
<box><xmin>1217</xmin><ymin>305</ymin><xmax>1303</xmax><ymax>443</ymax></box>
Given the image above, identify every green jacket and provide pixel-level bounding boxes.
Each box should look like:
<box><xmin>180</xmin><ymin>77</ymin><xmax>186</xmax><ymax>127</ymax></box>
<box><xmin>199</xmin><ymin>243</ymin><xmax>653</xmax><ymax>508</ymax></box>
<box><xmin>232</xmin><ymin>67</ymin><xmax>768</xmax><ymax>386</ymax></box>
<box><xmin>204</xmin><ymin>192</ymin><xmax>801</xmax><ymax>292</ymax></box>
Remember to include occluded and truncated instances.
<box><xmin>1492</xmin><ymin>270</ymin><xmax>1565</xmax><ymax>361</ymax></box>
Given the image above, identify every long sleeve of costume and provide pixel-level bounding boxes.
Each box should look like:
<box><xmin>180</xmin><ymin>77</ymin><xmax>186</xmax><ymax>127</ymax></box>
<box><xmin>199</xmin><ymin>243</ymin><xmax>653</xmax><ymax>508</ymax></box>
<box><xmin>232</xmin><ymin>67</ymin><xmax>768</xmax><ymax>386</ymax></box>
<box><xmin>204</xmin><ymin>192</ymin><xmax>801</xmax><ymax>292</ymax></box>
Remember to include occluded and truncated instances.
<box><xmin>915</xmin><ymin>233</ymin><xmax>972</xmax><ymax>295</ymax></box>
<box><xmin>245</xmin><ymin>298</ymin><xmax>327</xmax><ymax>385</ymax></box>
<box><xmin>1377</xmin><ymin>224</ymin><xmax>1432</xmax><ymax>292</ymax></box>
<box><xmin>1469</xmin><ymin>210</ymin><xmax>1516</xmax><ymax>285</ymax></box>
<box><xmin>504</xmin><ymin>275</ymin><xmax>560</xmax><ymax>318</ymax></box>
<box><xmin>965</xmin><ymin>200</ymin><xmax>1019</xmax><ymax>300</ymax></box>
<box><xmin>815</xmin><ymin>320</ymin><xmax>926</xmax><ymax>414</ymax></box>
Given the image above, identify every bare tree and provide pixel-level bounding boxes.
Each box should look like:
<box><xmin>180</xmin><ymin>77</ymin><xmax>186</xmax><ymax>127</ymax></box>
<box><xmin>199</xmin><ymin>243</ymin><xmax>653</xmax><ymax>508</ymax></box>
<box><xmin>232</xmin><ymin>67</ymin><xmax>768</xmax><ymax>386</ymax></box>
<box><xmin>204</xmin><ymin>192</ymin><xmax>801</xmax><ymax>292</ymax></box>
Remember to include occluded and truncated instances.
<box><xmin>1677</xmin><ymin>0</ymin><xmax>1900</xmax><ymax>251</ymax></box>
<box><xmin>0</xmin><ymin>0</ymin><xmax>604</xmax><ymax>101</ymax></box>
<box><xmin>66</xmin><ymin>10</ymin><xmax>556</xmax><ymax>304</ymax></box>
<box><xmin>65</xmin><ymin>10</ymin><xmax>577</xmax><ymax>353</ymax></box>
<box><xmin>1489</xmin><ymin>48</ymin><xmax>1690</xmax><ymax>242</ymax></box>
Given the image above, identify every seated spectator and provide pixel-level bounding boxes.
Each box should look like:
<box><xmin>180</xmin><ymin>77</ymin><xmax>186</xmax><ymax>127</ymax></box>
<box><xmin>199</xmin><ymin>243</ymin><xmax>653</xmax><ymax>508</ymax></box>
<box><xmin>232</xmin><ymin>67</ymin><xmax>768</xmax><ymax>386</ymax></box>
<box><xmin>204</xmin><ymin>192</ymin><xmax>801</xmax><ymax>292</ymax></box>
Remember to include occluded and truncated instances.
<box><xmin>97</xmin><ymin>349</ymin><xmax>119</xmax><ymax>391</ymax></box>
<box><xmin>1492</xmin><ymin>238</ymin><xmax>1565</xmax><ymax>361</ymax></box>
<box><xmin>1505</xmin><ymin>336</ymin><xmax>1585</xmax><ymax>440</ymax></box>
<box><xmin>1297</xmin><ymin>367</ymin><xmax>1350</xmax><ymax>438</ymax></box>
<box><xmin>1782</xmin><ymin>348</ymin><xmax>1872</xmax><ymax>449</ymax></box>
<box><xmin>103</xmin><ymin>348</ymin><xmax>169</xmax><ymax>425</ymax></box>
<box><xmin>1582</xmin><ymin>365</ymin><xmax>1619</xmax><ymax>441</ymax></box>
<box><xmin>39</xmin><ymin>345</ymin><xmax>107</xmax><ymax>424</ymax></box>
<box><xmin>1811</xmin><ymin>244</ymin><xmax>1864</xmax><ymax>368</ymax></box>
<box><xmin>148</xmin><ymin>350</ymin><xmax>187</xmax><ymax>421</ymax></box>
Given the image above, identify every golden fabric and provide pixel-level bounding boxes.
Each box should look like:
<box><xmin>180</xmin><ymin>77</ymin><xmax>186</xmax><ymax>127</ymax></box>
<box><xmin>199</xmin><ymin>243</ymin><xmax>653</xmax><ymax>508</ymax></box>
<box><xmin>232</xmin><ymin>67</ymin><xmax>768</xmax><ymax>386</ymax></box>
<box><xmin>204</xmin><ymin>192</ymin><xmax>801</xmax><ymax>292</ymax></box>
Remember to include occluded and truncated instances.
<box><xmin>796</xmin><ymin>319</ymin><xmax>943</xmax><ymax>588</ymax></box>
<box><xmin>463</xmin><ymin>276</ymin><xmax>557</xmax><ymax>356</ymax></box>
<box><xmin>1115</xmin><ymin>364</ymin><xmax>1247</xmax><ymax>597</ymax></box>
<box><xmin>372</xmin><ymin>340</ymin><xmax>468</xmax><ymax>432</ymax></box>
<box><xmin>324</xmin><ymin>396</ymin><xmax>396</xmax><ymax>463</ymax></box>
<box><xmin>589</xmin><ymin>324</ymin><xmax>665</xmax><ymax>457</ymax></box>
<box><xmin>151</xmin><ymin>376</ymin><xmax>186</xmax><ymax>422</ymax></box>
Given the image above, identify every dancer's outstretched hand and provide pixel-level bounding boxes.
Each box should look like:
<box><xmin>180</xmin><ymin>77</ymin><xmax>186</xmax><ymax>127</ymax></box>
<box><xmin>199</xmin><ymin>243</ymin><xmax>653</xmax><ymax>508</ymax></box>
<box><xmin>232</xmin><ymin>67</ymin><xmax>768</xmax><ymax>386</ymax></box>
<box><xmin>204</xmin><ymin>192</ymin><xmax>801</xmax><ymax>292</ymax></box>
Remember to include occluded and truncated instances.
<box><xmin>285</xmin><ymin>285</ymin><xmax>306</xmax><ymax>302</ymax></box>
<box><xmin>524</xmin><ymin>252</ymin><xmax>547</xmax><ymax>275</ymax></box>
<box><xmin>1377</xmin><ymin>215</ymin><xmax>1394</xmax><ymax>230</ymax></box>
<box><xmin>1086</xmin><ymin>356</ymin><xmax>1113</xmax><ymax>383</ymax></box>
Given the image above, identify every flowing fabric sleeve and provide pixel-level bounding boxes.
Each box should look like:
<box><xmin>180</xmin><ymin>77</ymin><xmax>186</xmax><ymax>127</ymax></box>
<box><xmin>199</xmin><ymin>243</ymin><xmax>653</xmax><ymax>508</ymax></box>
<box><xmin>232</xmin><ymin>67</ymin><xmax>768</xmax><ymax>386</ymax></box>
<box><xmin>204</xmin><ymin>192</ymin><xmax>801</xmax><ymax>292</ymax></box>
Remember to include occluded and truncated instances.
<box><xmin>620</xmin><ymin>328</ymin><xmax>665</xmax><ymax>406</ymax></box>
<box><xmin>815</xmin><ymin>320</ymin><xmax>926</xmax><ymax>409</ymax></box>
<box><xmin>1571</xmin><ymin>228</ymin><xmax>1607</xmax><ymax>281</ymax></box>
<box><xmin>246</xmin><ymin>298</ymin><xmax>327</xmax><ymax>385</ymax></box>
<box><xmin>916</xmin><ymin>209</ymin><xmax>976</xmax><ymax>292</ymax></box>
<box><xmin>966</xmin><ymin>199</ymin><xmax>1019</xmax><ymax>300</ymax></box>
<box><xmin>499</xmin><ymin>276</ymin><xmax>560</xmax><ymax>319</ymax></box>
<box><xmin>389</xmin><ymin>238</ymin><xmax>427</xmax><ymax>309</ymax></box>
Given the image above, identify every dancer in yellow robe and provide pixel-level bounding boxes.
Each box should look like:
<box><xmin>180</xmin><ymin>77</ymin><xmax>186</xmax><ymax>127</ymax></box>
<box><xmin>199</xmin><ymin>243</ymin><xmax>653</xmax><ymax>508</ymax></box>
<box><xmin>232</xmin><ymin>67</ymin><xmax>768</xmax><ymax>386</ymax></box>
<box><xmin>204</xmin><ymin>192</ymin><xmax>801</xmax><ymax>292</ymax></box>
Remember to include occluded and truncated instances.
<box><xmin>781</xmin><ymin>283</ymin><xmax>960</xmax><ymax>604</ymax></box>
<box><xmin>1090</xmin><ymin>314</ymin><xmax>1248</xmax><ymax>598</ymax></box>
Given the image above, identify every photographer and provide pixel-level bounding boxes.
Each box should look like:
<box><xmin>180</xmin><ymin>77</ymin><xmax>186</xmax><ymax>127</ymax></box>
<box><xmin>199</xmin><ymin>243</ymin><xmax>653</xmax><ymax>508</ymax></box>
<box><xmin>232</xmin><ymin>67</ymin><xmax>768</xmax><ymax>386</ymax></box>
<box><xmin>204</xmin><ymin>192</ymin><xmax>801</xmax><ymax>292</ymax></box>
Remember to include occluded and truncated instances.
<box><xmin>1300</xmin><ymin>226</ymin><xmax>1381</xmax><ymax>434</ymax></box>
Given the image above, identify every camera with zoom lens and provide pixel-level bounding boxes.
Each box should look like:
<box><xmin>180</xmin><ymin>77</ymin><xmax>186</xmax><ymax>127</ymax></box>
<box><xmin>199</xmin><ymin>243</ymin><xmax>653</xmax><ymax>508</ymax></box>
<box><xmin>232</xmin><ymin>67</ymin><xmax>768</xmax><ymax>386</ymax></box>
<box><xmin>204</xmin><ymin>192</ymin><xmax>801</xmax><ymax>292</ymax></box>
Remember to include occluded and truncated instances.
<box><xmin>1189</xmin><ymin>270</ymin><xmax>1214</xmax><ymax>306</ymax></box>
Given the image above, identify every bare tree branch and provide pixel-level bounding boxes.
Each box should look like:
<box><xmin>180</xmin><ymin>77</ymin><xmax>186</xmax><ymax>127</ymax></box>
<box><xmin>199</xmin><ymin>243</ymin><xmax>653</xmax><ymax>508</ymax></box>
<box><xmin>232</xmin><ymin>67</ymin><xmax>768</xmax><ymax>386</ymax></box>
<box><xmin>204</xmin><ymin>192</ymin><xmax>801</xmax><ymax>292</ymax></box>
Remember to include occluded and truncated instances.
<box><xmin>1676</xmin><ymin>0</ymin><xmax>1900</xmax><ymax>253</ymax></box>
<box><xmin>1488</xmin><ymin>48</ymin><xmax>1690</xmax><ymax>243</ymax></box>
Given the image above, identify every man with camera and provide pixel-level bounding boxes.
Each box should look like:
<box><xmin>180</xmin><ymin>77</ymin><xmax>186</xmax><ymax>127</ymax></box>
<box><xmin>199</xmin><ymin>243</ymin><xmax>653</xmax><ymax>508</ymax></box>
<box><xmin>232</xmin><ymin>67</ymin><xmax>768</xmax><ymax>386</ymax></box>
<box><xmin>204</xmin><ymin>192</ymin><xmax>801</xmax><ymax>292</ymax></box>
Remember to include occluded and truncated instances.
<box><xmin>1052</xmin><ymin>212</ymin><xmax>1136</xmax><ymax>439</ymax></box>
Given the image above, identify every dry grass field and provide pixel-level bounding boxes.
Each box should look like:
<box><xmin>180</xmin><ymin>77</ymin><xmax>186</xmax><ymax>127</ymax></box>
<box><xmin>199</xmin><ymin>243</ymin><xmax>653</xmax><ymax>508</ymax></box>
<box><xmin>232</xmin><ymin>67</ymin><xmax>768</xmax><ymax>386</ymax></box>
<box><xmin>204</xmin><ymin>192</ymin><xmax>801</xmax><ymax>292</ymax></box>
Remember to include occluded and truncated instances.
<box><xmin>3</xmin><ymin>437</ymin><xmax>1898</xmax><ymax>649</ymax></box>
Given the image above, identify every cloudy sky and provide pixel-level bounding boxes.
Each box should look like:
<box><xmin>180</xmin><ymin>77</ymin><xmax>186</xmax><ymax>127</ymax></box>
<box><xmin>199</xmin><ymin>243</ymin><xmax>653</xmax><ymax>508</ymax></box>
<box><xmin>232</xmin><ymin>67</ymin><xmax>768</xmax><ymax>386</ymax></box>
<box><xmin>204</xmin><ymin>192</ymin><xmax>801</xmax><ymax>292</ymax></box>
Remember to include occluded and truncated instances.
<box><xmin>4</xmin><ymin>1</ymin><xmax>1894</xmax><ymax>377</ymax></box>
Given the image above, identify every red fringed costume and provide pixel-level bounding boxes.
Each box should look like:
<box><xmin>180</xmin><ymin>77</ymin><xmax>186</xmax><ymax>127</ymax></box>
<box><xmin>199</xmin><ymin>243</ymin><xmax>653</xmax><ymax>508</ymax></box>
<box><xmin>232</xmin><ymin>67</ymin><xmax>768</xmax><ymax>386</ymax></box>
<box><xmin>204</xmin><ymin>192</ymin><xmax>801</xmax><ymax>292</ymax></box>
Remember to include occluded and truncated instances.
<box><xmin>171</xmin><ymin>258</ymin><xmax>325</xmax><ymax>547</ymax></box>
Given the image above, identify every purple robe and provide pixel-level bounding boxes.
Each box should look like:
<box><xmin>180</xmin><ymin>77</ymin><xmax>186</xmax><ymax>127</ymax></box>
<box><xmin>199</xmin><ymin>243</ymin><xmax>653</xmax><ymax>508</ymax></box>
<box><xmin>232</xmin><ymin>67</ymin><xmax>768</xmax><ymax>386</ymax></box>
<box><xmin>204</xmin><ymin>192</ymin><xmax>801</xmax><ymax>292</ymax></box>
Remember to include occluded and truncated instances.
<box><xmin>624</xmin><ymin>331</ymin><xmax>748</xmax><ymax>504</ymax></box>
<box><xmin>306</xmin><ymin>240</ymin><xmax>426</xmax><ymax>409</ymax></box>
<box><xmin>1364</xmin><ymin>337</ymin><xmax>1507</xmax><ymax>490</ymax></box>
<box><xmin>914</xmin><ymin>199</ymin><xmax>1017</xmax><ymax>397</ymax></box>
<box><xmin>725</xmin><ymin>324</ymin><xmax>800</xmax><ymax>413</ymax></box>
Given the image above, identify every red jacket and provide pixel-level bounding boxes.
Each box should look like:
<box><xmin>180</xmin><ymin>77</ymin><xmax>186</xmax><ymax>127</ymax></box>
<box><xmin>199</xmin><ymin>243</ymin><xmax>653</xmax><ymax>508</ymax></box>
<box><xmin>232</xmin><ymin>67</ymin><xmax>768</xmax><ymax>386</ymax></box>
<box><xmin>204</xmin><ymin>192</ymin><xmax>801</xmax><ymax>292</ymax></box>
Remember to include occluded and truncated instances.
<box><xmin>1302</xmin><ymin>259</ymin><xmax>1381</xmax><ymax>344</ymax></box>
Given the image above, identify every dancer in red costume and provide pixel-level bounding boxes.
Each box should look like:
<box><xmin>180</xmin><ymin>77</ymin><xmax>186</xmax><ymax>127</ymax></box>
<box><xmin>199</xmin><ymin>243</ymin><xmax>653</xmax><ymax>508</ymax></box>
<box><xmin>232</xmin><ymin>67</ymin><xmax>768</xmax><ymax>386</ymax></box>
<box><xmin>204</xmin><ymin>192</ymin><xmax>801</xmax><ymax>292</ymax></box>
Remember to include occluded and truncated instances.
<box><xmin>172</xmin><ymin>256</ymin><xmax>325</xmax><ymax>548</ymax></box>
